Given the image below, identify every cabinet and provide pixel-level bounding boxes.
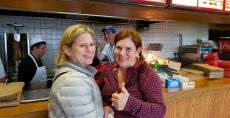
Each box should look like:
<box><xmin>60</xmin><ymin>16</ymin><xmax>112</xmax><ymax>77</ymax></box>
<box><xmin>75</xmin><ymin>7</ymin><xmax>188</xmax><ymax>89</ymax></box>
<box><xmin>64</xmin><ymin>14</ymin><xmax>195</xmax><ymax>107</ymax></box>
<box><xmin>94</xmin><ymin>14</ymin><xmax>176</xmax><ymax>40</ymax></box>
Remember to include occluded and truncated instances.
<box><xmin>0</xmin><ymin>0</ymin><xmax>230</xmax><ymax>24</ymax></box>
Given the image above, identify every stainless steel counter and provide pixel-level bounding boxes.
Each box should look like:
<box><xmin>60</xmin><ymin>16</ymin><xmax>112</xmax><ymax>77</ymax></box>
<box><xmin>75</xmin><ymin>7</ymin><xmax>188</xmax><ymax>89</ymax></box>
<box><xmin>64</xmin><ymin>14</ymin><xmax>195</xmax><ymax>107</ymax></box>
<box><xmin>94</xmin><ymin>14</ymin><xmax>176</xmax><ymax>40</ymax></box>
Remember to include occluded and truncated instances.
<box><xmin>20</xmin><ymin>89</ymin><xmax>50</xmax><ymax>103</ymax></box>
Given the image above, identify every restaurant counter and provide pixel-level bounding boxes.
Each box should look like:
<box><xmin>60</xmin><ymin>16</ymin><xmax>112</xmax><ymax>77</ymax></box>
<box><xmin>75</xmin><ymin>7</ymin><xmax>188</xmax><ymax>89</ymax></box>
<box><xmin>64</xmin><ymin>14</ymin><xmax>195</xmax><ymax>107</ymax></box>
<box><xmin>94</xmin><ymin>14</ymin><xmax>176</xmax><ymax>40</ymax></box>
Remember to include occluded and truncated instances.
<box><xmin>0</xmin><ymin>101</ymin><xmax>48</xmax><ymax>118</ymax></box>
<box><xmin>0</xmin><ymin>77</ymin><xmax>230</xmax><ymax>118</ymax></box>
<box><xmin>163</xmin><ymin>77</ymin><xmax>230</xmax><ymax>118</ymax></box>
<box><xmin>0</xmin><ymin>89</ymin><xmax>49</xmax><ymax>118</ymax></box>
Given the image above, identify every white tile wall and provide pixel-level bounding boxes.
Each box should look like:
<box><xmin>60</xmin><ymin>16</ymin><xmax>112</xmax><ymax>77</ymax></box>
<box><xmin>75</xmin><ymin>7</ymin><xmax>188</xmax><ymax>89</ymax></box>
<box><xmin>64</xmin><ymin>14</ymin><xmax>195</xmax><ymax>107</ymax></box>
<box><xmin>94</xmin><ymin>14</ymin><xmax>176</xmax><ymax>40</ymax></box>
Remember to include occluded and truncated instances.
<box><xmin>0</xmin><ymin>15</ymin><xmax>209</xmax><ymax>68</ymax></box>
<box><xmin>142</xmin><ymin>21</ymin><xmax>209</xmax><ymax>58</ymax></box>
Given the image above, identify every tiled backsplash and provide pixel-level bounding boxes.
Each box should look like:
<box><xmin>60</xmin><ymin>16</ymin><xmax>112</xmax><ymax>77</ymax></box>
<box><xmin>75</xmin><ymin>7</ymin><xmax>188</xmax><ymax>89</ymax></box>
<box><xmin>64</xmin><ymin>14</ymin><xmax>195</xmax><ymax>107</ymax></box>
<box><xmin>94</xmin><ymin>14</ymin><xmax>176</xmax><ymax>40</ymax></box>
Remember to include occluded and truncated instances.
<box><xmin>0</xmin><ymin>15</ymin><xmax>209</xmax><ymax>68</ymax></box>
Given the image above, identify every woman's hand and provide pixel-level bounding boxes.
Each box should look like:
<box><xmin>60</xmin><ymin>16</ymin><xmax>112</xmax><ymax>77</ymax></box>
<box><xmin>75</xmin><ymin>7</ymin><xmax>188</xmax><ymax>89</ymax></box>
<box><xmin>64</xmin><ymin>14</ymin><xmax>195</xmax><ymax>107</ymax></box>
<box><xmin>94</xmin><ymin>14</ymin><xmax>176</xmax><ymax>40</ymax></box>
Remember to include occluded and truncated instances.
<box><xmin>111</xmin><ymin>83</ymin><xmax>129</xmax><ymax>111</ymax></box>
<box><xmin>103</xmin><ymin>105</ymin><xmax>114</xmax><ymax>118</ymax></box>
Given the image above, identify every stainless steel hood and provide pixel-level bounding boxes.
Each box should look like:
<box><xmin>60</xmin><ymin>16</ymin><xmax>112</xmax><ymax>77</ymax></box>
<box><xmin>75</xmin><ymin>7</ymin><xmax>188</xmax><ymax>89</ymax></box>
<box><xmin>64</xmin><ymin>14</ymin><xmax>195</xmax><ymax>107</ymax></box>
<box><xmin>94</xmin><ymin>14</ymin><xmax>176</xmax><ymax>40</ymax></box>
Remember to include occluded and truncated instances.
<box><xmin>0</xmin><ymin>0</ymin><xmax>179</xmax><ymax>29</ymax></box>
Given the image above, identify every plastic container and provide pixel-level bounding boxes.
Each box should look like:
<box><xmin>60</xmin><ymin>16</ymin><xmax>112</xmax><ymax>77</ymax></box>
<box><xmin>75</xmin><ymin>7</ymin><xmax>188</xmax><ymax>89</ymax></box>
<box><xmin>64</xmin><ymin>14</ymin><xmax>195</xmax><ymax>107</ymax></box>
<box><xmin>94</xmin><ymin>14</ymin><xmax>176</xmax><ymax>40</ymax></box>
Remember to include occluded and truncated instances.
<box><xmin>219</xmin><ymin>60</ymin><xmax>230</xmax><ymax>67</ymax></box>
<box><xmin>204</xmin><ymin>60</ymin><xmax>220</xmax><ymax>67</ymax></box>
<box><xmin>223</xmin><ymin>68</ymin><xmax>230</xmax><ymax>77</ymax></box>
<box><xmin>203</xmin><ymin>52</ymin><xmax>219</xmax><ymax>62</ymax></box>
<box><xmin>219</xmin><ymin>60</ymin><xmax>230</xmax><ymax>77</ymax></box>
<box><xmin>152</xmin><ymin>62</ymin><xmax>159</xmax><ymax>69</ymax></box>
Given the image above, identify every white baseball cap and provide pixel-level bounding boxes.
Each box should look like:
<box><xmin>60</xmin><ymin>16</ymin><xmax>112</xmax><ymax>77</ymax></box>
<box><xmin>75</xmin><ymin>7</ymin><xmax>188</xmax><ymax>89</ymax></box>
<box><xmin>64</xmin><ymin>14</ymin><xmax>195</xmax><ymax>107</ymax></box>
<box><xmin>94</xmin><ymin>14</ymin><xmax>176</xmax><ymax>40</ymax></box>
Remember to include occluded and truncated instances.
<box><xmin>30</xmin><ymin>35</ymin><xmax>45</xmax><ymax>47</ymax></box>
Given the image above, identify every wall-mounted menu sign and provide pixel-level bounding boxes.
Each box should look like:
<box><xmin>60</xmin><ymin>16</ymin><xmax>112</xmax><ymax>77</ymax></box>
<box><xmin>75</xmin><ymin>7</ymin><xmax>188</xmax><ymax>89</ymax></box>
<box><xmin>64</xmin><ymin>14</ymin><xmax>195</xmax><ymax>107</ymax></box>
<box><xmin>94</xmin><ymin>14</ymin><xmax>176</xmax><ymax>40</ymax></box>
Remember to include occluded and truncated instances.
<box><xmin>171</xmin><ymin>0</ymin><xmax>198</xmax><ymax>7</ymax></box>
<box><xmin>198</xmin><ymin>0</ymin><xmax>224</xmax><ymax>10</ymax></box>
<box><xmin>226</xmin><ymin>0</ymin><xmax>230</xmax><ymax>11</ymax></box>
<box><xmin>128</xmin><ymin>0</ymin><xmax>166</xmax><ymax>4</ymax></box>
<box><xmin>171</xmin><ymin>0</ymin><xmax>225</xmax><ymax>11</ymax></box>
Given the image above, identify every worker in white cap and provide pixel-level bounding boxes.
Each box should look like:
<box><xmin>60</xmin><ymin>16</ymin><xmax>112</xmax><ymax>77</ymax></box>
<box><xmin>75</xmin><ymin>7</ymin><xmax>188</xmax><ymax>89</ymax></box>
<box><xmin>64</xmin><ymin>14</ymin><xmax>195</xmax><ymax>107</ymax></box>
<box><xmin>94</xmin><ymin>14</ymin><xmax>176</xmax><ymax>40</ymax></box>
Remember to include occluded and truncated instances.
<box><xmin>18</xmin><ymin>35</ymin><xmax>47</xmax><ymax>90</ymax></box>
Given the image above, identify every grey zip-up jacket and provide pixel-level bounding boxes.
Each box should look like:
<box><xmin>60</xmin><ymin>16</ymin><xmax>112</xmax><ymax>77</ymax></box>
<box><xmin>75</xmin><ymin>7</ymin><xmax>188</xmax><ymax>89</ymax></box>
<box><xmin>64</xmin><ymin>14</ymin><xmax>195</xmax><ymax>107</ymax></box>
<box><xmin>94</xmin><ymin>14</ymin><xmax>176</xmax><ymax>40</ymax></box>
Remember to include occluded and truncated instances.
<box><xmin>48</xmin><ymin>61</ymin><xmax>104</xmax><ymax>118</ymax></box>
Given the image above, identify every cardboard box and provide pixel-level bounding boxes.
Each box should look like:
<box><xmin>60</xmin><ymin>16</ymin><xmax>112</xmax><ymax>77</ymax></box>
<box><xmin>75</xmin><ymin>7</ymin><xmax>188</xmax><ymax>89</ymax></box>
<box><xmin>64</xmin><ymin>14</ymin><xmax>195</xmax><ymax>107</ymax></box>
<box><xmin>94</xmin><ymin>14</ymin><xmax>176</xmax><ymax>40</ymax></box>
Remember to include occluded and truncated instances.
<box><xmin>165</xmin><ymin>79</ymin><xmax>180</xmax><ymax>88</ymax></box>
<box><xmin>181</xmin><ymin>81</ymin><xmax>195</xmax><ymax>89</ymax></box>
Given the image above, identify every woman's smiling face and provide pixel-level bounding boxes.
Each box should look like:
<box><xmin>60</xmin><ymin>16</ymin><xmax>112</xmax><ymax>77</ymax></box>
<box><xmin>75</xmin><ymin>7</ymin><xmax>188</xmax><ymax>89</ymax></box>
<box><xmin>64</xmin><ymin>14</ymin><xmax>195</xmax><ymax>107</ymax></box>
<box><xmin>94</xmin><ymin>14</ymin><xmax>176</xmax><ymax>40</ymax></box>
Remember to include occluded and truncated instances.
<box><xmin>114</xmin><ymin>37</ymin><xmax>140</xmax><ymax>68</ymax></box>
<box><xmin>67</xmin><ymin>33</ymin><xmax>95</xmax><ymax>66</ymax></box>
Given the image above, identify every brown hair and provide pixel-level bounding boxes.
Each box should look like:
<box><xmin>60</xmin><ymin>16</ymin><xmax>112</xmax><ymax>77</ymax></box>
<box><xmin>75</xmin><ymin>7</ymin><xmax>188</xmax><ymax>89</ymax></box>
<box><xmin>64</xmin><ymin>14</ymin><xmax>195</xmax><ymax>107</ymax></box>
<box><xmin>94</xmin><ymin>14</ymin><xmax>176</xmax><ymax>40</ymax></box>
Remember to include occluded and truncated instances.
<box><xmin>55</xmin><ymin>24</ymin><xmax>94</xmax><ymax>65</ymax></box>
<box><xmin>114</xmin><ymin>28</ymin><xmax>145</xmax><ymax>61</ymax></box>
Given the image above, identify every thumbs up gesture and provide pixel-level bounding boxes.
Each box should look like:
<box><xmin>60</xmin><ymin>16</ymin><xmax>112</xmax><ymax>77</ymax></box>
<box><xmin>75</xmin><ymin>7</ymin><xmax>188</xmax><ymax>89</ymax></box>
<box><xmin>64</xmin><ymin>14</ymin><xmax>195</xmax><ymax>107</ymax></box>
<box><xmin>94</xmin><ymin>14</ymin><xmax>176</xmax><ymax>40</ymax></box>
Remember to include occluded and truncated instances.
<box><xmin>111</xmin><ymin>83</ymin><xmax>129</xmax><ymax>111</ymax></box>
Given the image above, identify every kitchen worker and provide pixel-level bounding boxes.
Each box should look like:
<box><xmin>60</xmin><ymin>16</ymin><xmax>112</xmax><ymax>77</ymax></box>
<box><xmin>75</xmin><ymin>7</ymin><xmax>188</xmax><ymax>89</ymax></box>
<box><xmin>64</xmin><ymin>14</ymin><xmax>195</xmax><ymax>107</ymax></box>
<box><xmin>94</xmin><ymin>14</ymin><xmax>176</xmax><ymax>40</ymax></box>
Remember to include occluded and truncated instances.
<box><xmin>97</xmin><ymin>26</ymin><xmax>117</xmax><ymax>62</ymax></box>
<box><xmin>18</xmin><ymin>35</ymin><xmax>47</xmax><ymax>90</ymax></box>
<box><xmin>0</xmin><ymin>57</ymin><xmax>6</xmax><ymax>83</ymax></box>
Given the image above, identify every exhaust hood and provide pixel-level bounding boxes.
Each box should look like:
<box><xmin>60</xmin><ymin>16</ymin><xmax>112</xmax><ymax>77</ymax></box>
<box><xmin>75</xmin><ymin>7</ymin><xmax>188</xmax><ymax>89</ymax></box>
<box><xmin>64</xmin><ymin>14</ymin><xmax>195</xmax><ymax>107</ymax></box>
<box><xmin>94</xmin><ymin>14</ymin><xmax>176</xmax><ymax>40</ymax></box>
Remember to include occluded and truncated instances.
<box><xmin>0</xmin><ymin>9</ymin><xmax>160</xmax><ymax>28</ymax></box>
<box><xmin>0</xmin><ymin>0</ymin><xmax>230</xmax><ymax>24</ymax></box>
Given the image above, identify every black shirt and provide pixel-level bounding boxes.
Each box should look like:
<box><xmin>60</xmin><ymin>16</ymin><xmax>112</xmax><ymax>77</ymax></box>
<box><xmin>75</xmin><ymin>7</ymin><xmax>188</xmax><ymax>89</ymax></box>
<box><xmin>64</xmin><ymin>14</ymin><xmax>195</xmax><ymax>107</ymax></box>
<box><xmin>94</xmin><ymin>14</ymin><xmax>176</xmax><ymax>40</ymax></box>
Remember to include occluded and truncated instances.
<box><xmin>18</xmin><ymin>54</ymin><xmax>45</xmax><ymax>89</ymax></box>
<box><xmin>90</xmin><ymin>57</ymin><xmax>101</xmax><ymax>67</ymax></box>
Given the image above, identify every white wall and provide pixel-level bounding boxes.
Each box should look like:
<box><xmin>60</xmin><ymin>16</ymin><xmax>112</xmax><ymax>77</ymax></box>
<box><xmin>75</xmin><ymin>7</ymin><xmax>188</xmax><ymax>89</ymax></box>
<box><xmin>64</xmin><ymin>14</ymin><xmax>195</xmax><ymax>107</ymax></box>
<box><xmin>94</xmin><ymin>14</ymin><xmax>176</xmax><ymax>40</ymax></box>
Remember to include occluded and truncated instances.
<box><xmin>173</xmin><ymin>21</ymin><xmax>209</xmax><ymax>45</ymax></box>
<box><xmin>142</xmin><ymin>21</ymin><xmax>209</xmax><ymax>58</ymax></box>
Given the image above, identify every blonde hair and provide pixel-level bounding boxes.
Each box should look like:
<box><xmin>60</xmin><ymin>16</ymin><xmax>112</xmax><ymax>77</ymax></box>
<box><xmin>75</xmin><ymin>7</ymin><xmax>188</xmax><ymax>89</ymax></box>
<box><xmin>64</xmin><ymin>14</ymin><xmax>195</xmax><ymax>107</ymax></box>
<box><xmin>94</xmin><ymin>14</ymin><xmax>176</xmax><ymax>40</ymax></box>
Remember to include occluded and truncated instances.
<box><xmin>55</xmin><ymin>24</ymin><xmax>94</xmax><ymax>65</ymax></box>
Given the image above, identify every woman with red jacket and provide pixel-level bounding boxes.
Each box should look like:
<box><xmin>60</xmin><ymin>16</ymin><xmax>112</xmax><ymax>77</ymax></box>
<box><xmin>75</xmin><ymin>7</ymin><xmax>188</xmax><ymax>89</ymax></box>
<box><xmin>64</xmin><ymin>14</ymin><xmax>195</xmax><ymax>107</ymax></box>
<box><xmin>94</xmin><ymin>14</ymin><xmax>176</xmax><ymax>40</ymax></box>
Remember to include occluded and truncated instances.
<box><xmin>98</xmin><ymin>28</ymin><xmax>166</xmax><ymax>118</ymax></box>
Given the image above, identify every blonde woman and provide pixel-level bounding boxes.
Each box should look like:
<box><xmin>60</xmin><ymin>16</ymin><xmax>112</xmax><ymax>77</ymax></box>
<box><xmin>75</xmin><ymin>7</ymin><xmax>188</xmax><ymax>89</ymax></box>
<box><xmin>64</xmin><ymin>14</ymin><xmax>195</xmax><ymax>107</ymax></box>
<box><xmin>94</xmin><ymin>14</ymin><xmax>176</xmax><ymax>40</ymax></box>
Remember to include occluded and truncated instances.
<box><xmin>49</xmin><ymin>24</ymin><xmax>103</xmax><ymax>118</ymax></box>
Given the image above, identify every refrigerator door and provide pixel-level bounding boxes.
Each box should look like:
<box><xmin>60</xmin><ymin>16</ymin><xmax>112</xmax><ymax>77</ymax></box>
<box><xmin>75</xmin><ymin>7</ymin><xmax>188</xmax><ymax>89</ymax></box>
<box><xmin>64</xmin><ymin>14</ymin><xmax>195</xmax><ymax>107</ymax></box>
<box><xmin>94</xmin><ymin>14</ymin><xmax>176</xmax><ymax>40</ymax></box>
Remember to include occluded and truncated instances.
<box><xmin>218</xmin><ymin>40</ymin><xmax>230</xmax><ymax>52</ymax></box>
